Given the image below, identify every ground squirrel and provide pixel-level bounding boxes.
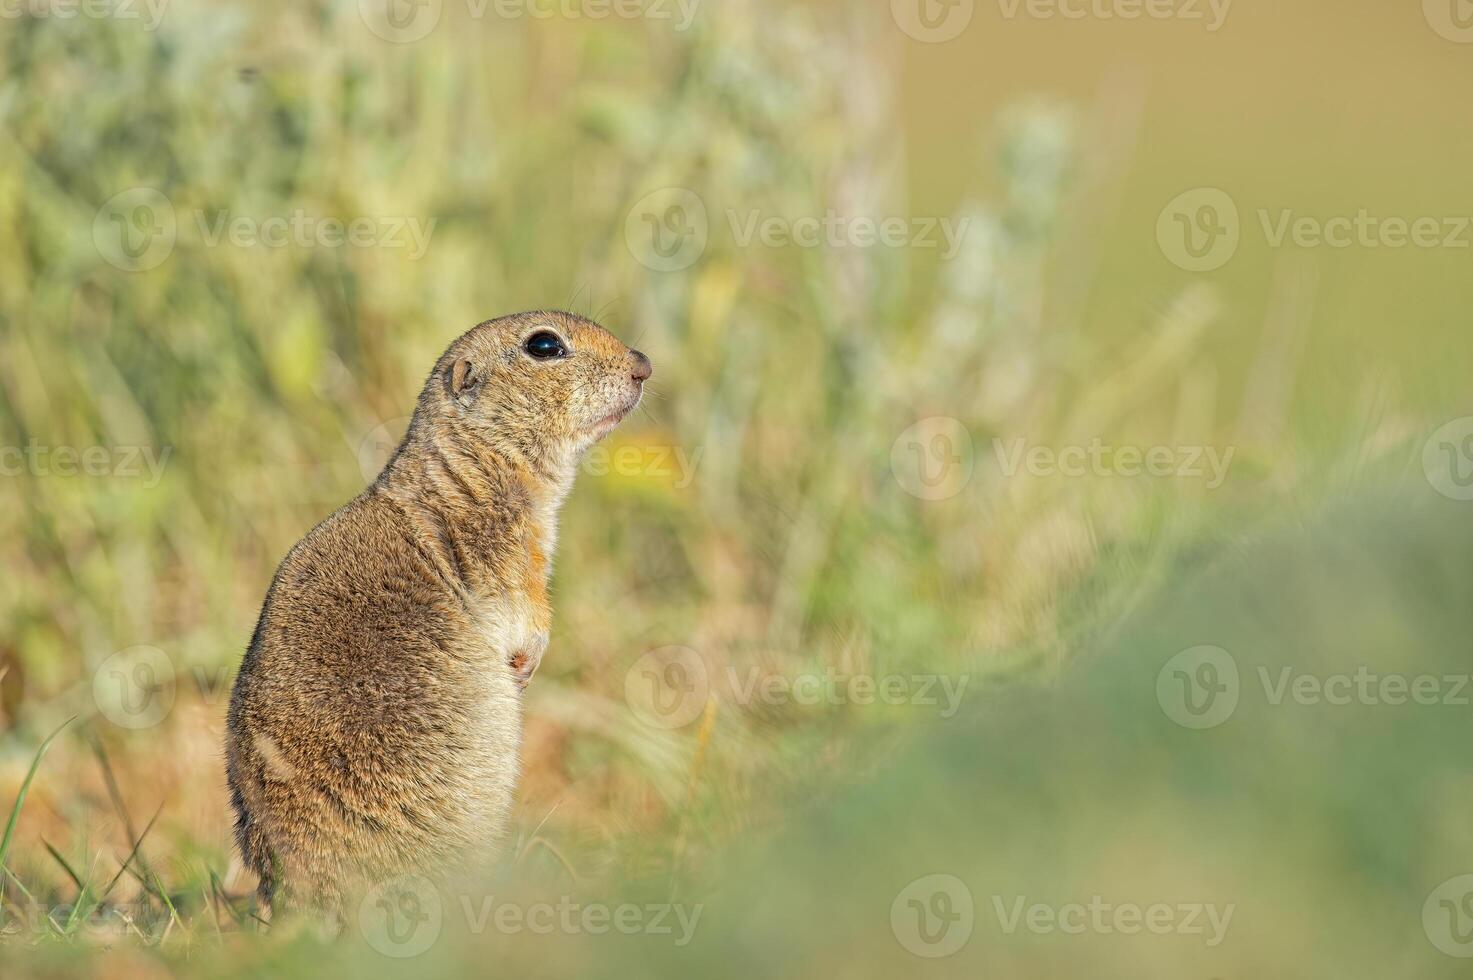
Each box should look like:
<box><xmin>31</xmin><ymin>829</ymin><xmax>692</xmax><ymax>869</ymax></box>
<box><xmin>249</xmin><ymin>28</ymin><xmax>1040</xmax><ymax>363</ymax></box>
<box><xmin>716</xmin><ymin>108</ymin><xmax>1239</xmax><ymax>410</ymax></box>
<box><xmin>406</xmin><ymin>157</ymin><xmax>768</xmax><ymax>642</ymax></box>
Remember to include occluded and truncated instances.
<box><xmin>224</xmin><ymin>311</ymin><xmax>652</xmax><ymax>914</ymax></box>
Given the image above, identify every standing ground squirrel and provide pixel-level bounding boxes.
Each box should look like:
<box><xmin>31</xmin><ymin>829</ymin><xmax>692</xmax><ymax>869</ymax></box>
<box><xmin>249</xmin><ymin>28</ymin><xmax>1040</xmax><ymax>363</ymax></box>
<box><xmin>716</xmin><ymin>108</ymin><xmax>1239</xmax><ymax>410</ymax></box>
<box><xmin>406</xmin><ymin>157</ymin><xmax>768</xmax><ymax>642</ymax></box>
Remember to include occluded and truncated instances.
<box><xmin>224</xmin><ymin>311</ymin><xmax>651</xmax><ymax>913</ymax></box>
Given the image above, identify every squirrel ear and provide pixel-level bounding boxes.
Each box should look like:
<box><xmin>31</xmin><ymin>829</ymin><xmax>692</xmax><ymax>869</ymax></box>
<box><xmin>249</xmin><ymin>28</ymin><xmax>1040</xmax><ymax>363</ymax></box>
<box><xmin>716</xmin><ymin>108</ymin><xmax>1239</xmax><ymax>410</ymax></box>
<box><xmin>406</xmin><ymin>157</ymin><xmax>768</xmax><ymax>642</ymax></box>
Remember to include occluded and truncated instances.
<box><xmin>449</xmin><ymin>358</ymin><xmax>480</xmax><ymax>404</ymax></box>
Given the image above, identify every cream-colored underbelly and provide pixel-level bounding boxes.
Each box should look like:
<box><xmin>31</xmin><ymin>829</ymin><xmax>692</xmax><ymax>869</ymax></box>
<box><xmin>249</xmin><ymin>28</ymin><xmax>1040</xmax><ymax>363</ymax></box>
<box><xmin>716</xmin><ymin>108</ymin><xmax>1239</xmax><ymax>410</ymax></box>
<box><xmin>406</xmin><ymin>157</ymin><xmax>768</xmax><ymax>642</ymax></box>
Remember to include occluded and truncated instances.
<box><xmin>441</xmin><ymin>599</ymin><xmax>545</xmax><ymax>859</ymax></box>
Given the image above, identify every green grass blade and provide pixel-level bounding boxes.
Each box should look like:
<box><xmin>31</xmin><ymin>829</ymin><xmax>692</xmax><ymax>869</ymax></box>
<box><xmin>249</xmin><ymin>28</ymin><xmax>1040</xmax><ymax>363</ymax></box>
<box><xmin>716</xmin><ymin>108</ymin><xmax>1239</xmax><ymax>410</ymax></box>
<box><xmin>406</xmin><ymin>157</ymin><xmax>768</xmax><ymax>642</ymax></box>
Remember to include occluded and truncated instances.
<box><xmin>42</xmin><ymin>838</ymin><xmax>85</xmax><ymax>893</ymax></box>
<box><xmin>0</xmin><ymin>718</ymin><xmax>73</xmax><ymax>875</ymax></box>
<box><xmin>208</xmin><ymin>868</ymin><xmax>245</xmax><ymax>927</ymax></box>
<box><xmin>99</xmin><ymin>803</ymin><xmax>163</xmax><ymax>902</ymax></box>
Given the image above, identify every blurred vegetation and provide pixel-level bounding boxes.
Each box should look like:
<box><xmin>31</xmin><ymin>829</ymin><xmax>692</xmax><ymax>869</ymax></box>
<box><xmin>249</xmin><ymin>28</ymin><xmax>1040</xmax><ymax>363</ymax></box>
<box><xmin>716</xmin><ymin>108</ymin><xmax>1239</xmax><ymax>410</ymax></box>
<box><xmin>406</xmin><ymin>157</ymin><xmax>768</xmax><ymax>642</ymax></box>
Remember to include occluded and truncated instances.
<box><xmin>0</xmin><ymin>0</ymin><xmax>1470</xmax><ymax>976</ymax></box>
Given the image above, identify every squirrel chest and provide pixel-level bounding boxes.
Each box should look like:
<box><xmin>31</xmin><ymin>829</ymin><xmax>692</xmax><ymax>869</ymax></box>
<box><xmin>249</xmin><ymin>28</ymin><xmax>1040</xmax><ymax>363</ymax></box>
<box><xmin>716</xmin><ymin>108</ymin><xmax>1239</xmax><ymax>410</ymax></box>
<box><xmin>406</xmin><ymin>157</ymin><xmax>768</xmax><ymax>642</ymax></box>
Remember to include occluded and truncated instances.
<box><xmin>468</xmin><ymin>522</ymin><xmax>553</xmax><ymax>688</ymax></box>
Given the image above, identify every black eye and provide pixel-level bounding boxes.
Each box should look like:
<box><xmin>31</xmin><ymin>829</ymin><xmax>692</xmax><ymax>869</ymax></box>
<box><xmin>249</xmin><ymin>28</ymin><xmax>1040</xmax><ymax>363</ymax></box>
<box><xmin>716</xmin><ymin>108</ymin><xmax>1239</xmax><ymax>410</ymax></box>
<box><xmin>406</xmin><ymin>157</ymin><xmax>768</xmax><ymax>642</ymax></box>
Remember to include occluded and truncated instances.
<box><xmin>523</xmin><ymin>331</ymin><xmax>568</xmax><ymax>360</ymax></box>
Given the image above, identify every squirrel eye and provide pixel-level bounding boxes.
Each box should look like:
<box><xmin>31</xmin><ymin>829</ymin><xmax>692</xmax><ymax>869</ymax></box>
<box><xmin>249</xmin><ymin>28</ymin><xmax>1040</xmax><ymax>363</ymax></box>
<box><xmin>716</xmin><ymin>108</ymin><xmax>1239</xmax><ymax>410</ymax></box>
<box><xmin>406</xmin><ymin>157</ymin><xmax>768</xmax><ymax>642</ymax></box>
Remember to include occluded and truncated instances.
<box><xmin>523</xmin><ymin>331</ymin><xmax>568</xmax><ymax>360</ymax></box>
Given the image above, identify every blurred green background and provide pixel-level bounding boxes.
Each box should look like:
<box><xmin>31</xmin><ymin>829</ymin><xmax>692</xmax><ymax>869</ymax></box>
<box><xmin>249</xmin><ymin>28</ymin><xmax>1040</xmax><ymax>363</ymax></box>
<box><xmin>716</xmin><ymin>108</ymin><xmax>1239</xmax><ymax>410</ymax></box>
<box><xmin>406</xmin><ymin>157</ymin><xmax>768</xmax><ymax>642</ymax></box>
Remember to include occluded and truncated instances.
<box><xmin>1</xmin><ymin>0</ymin><xmax>1471</xmax><ymax>975</ymax></box>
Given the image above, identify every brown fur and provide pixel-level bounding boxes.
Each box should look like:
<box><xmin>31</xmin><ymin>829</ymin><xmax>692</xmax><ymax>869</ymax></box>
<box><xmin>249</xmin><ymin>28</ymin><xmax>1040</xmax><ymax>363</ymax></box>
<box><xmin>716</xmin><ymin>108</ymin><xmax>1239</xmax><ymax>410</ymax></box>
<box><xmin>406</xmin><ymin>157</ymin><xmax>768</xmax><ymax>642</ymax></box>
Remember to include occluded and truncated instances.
<box><xmin>224</xmin><ymin>312</ymin><xmax>650</xmax><ymax>914</ymax></box>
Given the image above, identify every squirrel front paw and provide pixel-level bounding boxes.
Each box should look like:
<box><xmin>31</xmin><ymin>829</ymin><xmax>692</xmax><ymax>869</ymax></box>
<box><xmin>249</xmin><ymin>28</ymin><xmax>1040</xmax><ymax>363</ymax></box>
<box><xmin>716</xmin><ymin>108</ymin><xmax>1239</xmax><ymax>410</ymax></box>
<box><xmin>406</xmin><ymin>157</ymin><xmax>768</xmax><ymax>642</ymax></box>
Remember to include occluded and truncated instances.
<box><xmin>509</xmin><ymin>650</ymin><xmax>536</xmax><ymax>688</ymax></box>
<box><xmin>509</xmin><ymin>635</ymin><xmax>548</xmax><ymax>689</ymax></box>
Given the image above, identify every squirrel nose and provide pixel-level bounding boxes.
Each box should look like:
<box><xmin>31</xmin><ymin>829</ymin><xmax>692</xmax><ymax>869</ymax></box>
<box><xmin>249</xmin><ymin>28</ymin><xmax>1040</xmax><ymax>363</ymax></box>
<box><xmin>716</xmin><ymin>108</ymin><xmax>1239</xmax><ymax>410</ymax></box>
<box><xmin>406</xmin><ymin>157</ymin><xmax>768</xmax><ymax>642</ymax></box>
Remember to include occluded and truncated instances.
<box><xmin>630</xmin><ymin>349</ymin><xmax>652</xmax><ymax>382</ymax></box>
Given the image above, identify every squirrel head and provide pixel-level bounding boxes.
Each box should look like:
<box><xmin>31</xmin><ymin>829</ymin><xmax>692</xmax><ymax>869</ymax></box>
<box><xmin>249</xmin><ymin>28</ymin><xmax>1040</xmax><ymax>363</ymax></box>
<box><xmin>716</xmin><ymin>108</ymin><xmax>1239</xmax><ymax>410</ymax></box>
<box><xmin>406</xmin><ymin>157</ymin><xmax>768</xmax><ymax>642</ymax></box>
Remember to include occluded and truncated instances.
<box><xmin>415</xmin><ymin>311</ymin><xmax>652</xmax><ymax>488</ymax></box>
